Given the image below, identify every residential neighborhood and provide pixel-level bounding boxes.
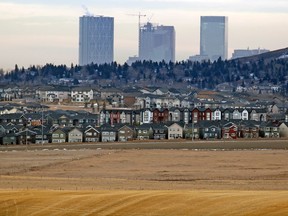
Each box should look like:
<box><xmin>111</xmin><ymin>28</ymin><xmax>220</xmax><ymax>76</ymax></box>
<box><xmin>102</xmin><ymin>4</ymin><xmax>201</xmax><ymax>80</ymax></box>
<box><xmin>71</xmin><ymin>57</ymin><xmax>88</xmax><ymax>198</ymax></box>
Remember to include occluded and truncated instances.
<box><xmin>0</xmin><ymin>84</ymin><xmax>287</xmax><ymax>145</ymax></box>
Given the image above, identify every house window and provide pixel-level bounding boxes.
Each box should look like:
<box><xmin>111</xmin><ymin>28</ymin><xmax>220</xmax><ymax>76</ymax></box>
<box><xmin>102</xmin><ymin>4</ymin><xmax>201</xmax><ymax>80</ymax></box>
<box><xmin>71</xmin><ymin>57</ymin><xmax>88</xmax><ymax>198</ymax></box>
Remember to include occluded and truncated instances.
<box><xmin>52</xmin><ymin>134</ymin><xmax>59</xmax><ymax>138</ymax></box>
<box><xmin>86</xmin><ymin>132</ymin><xmax>92</xmax><ymax>136</ymax></box>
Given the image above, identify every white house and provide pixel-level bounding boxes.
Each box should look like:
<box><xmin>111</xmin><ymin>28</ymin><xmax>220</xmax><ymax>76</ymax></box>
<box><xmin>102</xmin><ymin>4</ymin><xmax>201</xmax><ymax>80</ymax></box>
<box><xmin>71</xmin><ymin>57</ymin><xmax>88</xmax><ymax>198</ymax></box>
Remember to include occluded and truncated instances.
<box><xmin>71</xmin><ymin>87</ymin><xmax>94</xmax><ymax>103</ymax></box>
<box><xmin>141</xmin><ymin>109</ymin><xmax>153</xmax><ymax>124</ymax></box>
<box><xmin>241</xmin><ymin>109</ymin><xmax>249</xmax><ymax>120</ymax></box>
<box><xmin>212</xmin><ymin>108</ymin><xmax>222</xmax><ymax>120</ymax></box>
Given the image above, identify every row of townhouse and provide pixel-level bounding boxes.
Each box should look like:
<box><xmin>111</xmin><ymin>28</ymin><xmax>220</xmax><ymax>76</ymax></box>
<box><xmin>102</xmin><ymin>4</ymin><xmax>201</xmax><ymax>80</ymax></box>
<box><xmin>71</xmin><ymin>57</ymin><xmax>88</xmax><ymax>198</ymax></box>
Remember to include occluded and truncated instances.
<box><xmin>0</xmin><ymin>107</ymin><xmax>286</xmax><ymax>131</ymax></box>
<box><xmin>100</xmin><ymin>107</ymin><xmax>269</xmax><ymax>125</ymax></box>
<box><xmin>0</xmin><ymin>111</ymin><xmax>99</xmax><ymax>128</ymax></box>
<box><xmin>1</xmin><ymin>120</ymin><xmax>287</xmax><ymax>145</ymax></box>
<box><xmin>36</xmin><ymin>87</ymin><xmax>124</xmax><ymax>103</ymax></box>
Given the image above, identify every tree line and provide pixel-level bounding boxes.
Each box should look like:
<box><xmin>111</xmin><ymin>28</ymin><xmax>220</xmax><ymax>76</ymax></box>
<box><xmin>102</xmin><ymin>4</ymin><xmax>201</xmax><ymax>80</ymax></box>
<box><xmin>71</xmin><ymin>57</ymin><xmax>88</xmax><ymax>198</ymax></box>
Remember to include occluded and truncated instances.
<box><xmin>1</xmin><ymin>57</ymin><xmax>288</xmax><ymax>91</ymax></box>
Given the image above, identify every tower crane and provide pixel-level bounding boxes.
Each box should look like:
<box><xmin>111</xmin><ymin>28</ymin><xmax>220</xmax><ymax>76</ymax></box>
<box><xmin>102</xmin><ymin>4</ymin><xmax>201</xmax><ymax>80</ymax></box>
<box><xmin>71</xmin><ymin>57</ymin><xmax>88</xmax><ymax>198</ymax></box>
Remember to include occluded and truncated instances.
<box><xmin>127</xmin><ymin>12</ymin><xmax>147</xmax><ymax>30</ymax></box>
<box><xmin>127</xmin><ymin>12</ymin><xmax>146</xmax><ymax>57</ymax></box>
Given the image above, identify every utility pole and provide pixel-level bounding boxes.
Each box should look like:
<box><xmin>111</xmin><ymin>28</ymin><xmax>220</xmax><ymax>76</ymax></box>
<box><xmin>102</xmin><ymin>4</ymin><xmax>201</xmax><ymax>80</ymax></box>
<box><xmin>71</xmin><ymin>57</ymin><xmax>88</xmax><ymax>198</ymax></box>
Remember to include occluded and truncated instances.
<box><xmin>192</xmin><ymin>120</ymin><xmax>194</xmax><ymax>141</ymax></box>
<box><xmin>41</xmin><ymin>105</ymin><xmax>44</xmax><ymax>145</ymax></box>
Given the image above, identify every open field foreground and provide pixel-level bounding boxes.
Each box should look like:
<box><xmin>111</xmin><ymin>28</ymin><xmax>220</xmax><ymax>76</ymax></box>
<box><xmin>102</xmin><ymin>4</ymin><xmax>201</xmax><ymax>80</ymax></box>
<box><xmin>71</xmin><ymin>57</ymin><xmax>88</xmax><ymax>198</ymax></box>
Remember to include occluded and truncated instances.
<box><xmin>1</xmin><ymin>142</ymin><xmax>288</xmax><ymax>215</ymax></box>
<box><xmin>1</xmin><ymin>190</ymin><xmax>288</xmax><ymax>216</ymax></box>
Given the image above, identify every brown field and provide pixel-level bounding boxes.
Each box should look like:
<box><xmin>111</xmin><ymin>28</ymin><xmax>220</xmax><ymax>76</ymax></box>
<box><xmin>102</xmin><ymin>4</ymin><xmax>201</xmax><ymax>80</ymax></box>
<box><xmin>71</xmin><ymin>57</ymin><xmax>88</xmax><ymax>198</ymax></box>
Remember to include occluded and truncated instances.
<box><xmin>1</xmin><ymin>142</ymin><xmax>288</xmax><ymax>215</ymax></box>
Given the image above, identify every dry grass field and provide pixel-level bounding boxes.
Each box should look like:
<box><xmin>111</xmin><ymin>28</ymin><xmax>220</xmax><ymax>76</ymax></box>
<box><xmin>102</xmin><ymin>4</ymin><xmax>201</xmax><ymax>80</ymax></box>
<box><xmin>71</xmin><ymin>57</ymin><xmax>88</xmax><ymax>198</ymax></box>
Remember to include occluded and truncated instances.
<box><xmin>1</xmin><ymin>143</ymin><xmax>288</xmax><ymax>215</ymax></box>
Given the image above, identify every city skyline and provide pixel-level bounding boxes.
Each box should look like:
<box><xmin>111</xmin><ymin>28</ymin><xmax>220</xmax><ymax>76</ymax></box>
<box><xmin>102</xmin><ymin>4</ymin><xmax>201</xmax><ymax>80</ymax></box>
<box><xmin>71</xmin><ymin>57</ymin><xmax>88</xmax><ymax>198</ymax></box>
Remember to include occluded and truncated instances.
<box><xmin>0</xmin><ymin>0</ymin><xmax>287</xmax><ymax>70</ymax></box>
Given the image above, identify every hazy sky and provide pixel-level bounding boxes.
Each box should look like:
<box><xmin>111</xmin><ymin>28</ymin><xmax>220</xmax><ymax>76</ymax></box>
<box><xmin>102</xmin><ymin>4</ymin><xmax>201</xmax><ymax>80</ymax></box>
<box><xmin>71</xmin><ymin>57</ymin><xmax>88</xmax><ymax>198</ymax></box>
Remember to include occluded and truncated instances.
<box><xmin>0</xmin><ymin>0</ymin><xmax>287</xmax><ymax>70</ymax></box>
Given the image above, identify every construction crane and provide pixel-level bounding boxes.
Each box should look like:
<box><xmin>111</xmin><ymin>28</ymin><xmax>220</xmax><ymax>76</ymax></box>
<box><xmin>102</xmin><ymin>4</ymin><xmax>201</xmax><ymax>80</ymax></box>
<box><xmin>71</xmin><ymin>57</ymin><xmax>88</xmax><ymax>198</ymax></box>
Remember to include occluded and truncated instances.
<box><xmin>127</xmin><ymin>12</ymin><xmax>146</xmax><ymax>31</ymax></box>
<box><xmin>127</xmin><ymin>12</ymin><xmax>146</xmax><ymax>56</ymax></box>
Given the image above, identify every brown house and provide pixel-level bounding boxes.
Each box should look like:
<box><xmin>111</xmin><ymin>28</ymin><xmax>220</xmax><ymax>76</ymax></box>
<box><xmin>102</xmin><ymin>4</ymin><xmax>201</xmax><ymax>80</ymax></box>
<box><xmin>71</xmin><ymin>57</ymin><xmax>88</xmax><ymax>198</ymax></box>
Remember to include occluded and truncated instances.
<box><xmin>84</xmin><ymin>126</ymin><xmax>100</xmax><ymax>142</ymax></box>
<box><xmin>116</xmin><ymin>125</ymin><xmax>134</xmax><ymax>141</ymax></box>
<box><xmin>191</xmin><ymin>108</ymin><xmax>212</xmax><ymax>123</ymax></box>
<box><xmin>152</xmin><ymin>108</ymin><xmax>169</xmax><ymax>123</ymax></box>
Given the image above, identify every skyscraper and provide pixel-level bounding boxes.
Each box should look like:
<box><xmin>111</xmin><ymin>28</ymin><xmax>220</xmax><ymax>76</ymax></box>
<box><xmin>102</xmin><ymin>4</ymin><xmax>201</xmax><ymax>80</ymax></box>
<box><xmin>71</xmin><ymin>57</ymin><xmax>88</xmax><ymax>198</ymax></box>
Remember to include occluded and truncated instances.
<box><xmin>200</xmin><ymin>16</ymin><xmax>228</xmax><ymax>61</ymax></box>
<box><xmin>139</xmin><ymin>22</ymin><xmax>175</xmax><ymax>63</ymax></box>
<box><xmin>79</xmin><ymin>15</ymin><xmax>114</xmax><ymax>66</ymax></box>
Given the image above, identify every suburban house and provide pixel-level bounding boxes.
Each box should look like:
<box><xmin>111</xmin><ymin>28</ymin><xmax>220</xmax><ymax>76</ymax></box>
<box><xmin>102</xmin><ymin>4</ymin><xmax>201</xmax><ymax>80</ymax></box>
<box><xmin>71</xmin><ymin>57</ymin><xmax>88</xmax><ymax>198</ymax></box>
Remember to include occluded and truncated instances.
<box><xmin>34</xmin><ymin>127</ymin><xmax>50</xmax><ymax>144</ymax></box>
<box><xmin>100</xmin><ymin>125</ymin><xmax>117</xmax><ymax>142</ymax></box>
<box><xmin>167</xmin><ymin>122</ymin><xmax>184</xmax><ymax>139</ymax></box>
<box><xmin>169</xmin><ymin>108</ymin><xmax>182</xmax><ymax>122</ymax></box>
<box><xmin>152</xmin><ymin>108</ymin><xmax>169</xmax><ymax>123</ymax></box>
<box><xmin>68</xmin><ymin>128</ymin><xmax>83</xmax><ymax>143</ymax></box>
<box><xmin>16</xmin><ymin>129</ymin><xmax>37</xmax><ymax>144</ymax></box>
<box><xmin>259</xmin><ymin>122</ymin><xmax>280</xmax><ymax>138</ymax></box>
<box><xmin>222</xmin><ymin>122</ymin><xmax>238</xmax><ymax>139</ymax></box>
<box><xmin>199</xmin><ymin>121</ymin><xmax>221</xmax><ymax>139</ymax></box>
<box><xmin>36</xmin><ymin>86</ymin><xmax>70</xmax><ymax>103</ymax></box>
<box><xmin>116</xmin><ymin>125</ymin><xmax>134</xmax><ymax>141</ymax></box>
<box><xmin>141</xmin><ymin>108</ymin><xmax>153</xmax><ymax>124</ymax></box>
<box><xmin>239</xmin><ymin>121</ymin><xmax>259</xmax><ymax>138</ymax></box>
<box><xmin>71</xmin><ymin>87</ymin><xmax>94</xmax><ymax>103</ymax></box>
<box><xmin>212</xmin><ymin>108</ymin><xmax>222</xmax><ymax>121</ymax></box>
<box><xmin>1</xmin><ymin>133</ymin><xmax>17</xmax><ymax>145</ymax></box>
<box><xmin>279</xmin><ymin>122</ymin><xmax>288</xmax><ymax>138</ymax></box>
<box><xmin>152</xmin><ymin>124</ymin><xmax>167</xmax><ymax>140</ymax></box>
<box><xmin>84</xmin><ymin>126</ymin><xmax>100</xmax><ymax>142</ymax></box>
<box><xmin>135</xmin><ymin>124</ymin><xmax>153</xmax><ymax>140</ymax></box>
<box><xmin>184</xmin><ymin>123</ymin><xmax>200</xmax><ymax>139</ymax></box>
<box><xmin>51</xmin><ymin>128</ymin><xmax>68</xmax><ymax>143</ymax></box>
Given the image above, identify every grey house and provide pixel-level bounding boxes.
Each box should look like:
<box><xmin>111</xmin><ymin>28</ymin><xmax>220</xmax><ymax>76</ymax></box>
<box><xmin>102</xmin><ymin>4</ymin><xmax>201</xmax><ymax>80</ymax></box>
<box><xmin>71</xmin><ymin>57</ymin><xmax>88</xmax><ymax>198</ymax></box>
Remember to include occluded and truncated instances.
<box><xmin>101</xmin><ymin>125</ymin><xmax>117</xmax><ymax>142</ymax></box>
<box><xmin>68</xmin><ymin>128</ymin><xmax>83</xmax><ymax>143</ymax></box>
<box><xmin>1</xmin><ymin>133</ymin><xmax>17</xmax><ymax>145</ymax></box>
<box><xmin>135</xmin><ymin>124</ymin><xmax>153</xmax><ymax>140</ymax></box>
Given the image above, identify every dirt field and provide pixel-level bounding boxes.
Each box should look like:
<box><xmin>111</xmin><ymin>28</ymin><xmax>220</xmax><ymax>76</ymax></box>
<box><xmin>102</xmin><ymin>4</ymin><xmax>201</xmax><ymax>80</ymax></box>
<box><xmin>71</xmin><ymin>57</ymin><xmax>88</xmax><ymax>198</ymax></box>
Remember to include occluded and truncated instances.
<box><xmin>1</xmin><ymin>144</ymin><xmax>288</xmax><ymax>215</ymax></box>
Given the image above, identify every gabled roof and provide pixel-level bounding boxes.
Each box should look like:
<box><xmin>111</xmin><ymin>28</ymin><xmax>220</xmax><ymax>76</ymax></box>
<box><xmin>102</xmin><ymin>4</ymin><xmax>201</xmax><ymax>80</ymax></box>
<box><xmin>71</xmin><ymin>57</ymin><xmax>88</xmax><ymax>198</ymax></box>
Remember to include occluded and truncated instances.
<box><xmin>16</xmin><ymin>129</ymin><xmax>37</xmax><ymax>136</ymax></box>
<box><xmin>100</xmin><ymin>124</ymin><xmax>117</xmax><ymax>132</ymax></box>
<box><xmin>151</xmin><ymin>124</ymin><xmax>168</xmax><ymax>130</ymax></box>
<box><xmin>115</xmin><ymin>124</ymin><xmax>134</xmax><ymax>131</ymax></box>
<box><xmin>52</xmin><ymin>127</ymin><xmax>71</xmax><ymax>133</ymax></box>
<box><xmin>84</xmin><ymin>126</ymin><xmax>100</xmax><ymax>133</ymax></box>
<box><xmin>165</xmin><ymin>121</ymin><xmax>185</xmax><ymax>128</ymax></box>
<box><xmin>22</xmin><ymin>113</ymin><xmax>43</xmax><ymax>120</ymax></box>
<box><xmin>280</xmin><ymin>122</ymin><xmax>288</xmax><ymax>127</ymax></box>
<box><xmin>0</xmin><ymin>113</ymin><xmax>23</xmax><ymax>120</ymax></box>
<box><xmin>222</xmin><ymin>122</ymin><xmax>237</xmax><ymax>128</ymax></box>
<box><xmin>136</xmin><ymin>123</ymin><xmax>153</xmax><ymax>130</ymax></box>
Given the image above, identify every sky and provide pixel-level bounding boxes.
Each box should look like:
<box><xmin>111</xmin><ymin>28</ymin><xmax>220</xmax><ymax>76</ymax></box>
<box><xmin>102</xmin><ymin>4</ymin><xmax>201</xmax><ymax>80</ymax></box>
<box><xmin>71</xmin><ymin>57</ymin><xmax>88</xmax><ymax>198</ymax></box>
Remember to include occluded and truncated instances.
<box><xmin>0</xmin><ymin>0</ymin><xmax>287</xmax><ymax>70</ymax></box>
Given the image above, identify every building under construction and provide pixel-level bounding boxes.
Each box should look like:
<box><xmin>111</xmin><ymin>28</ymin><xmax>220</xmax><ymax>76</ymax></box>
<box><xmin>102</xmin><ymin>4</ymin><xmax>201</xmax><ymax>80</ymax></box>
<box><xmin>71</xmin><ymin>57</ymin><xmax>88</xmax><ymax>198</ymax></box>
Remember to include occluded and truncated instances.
<box><xmin>139</xmin><ymin>22</ymin><xmax>175</xmax><ymax>63</ymax></box>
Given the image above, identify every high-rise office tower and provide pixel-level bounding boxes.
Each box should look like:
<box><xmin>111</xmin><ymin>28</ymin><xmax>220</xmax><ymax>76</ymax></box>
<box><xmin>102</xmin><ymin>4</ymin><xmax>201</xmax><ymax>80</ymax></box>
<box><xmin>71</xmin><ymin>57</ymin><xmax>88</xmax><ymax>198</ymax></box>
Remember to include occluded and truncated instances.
<box><xmin>139</xmin><ymin>22</ymin><xmax>175</xmax><ymax>63</ymax></box>
<box><xmin>200</xmin><ymin>16</ymin><xmax>228</xmax><ymax>61</ymax></box>
<box><xmin>79</xmin><ymin>15</ymin><xmax>114</xmax><ymax>66</ymax></box>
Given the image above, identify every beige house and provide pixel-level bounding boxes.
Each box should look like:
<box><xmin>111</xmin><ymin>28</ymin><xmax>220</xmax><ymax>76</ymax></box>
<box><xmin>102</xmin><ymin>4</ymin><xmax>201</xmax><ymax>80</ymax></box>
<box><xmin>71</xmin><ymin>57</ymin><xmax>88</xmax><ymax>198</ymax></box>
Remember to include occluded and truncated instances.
<box><xmin>279</xmin><ymin>122</ymin><xmax>288</xmax><ymax>138</ymax></box>
<box><xmin>68</xmin><ymin>128</ymin><xmax>83</xmax><ymax>143</ymax></box>
<box><xmin>167</xmin><ymin>123</ymin><xmax>183</xmax><ymax>139</ymax></box>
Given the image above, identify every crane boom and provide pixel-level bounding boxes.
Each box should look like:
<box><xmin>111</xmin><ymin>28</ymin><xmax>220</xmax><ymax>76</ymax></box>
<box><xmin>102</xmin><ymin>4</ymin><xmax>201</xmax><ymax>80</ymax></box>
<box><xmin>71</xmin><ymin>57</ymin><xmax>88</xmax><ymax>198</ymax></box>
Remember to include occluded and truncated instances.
<box><xmin>127</xmin><ymin>12</ymin><xmax>146</xmax><ymax>29</ymax></box>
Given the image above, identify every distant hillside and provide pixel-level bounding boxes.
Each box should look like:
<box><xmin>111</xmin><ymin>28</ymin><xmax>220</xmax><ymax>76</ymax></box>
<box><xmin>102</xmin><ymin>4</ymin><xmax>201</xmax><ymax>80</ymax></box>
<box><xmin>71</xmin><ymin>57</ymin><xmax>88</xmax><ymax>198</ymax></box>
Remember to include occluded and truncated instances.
<box><xmin>1</xmin><ymin>48</ymin><xmax>288</xmax><ymax>91</ymax></box>
<box><xmin>235</xmin><ymin>47</ymin><xmax>288</xmax><ymax>63</ymax></box>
